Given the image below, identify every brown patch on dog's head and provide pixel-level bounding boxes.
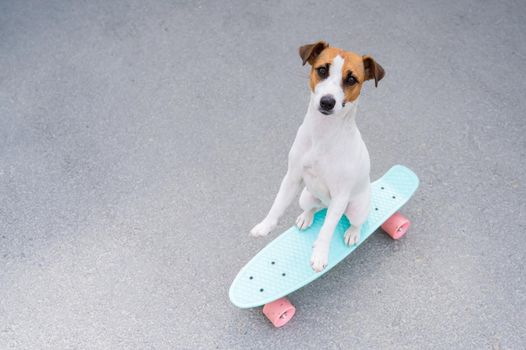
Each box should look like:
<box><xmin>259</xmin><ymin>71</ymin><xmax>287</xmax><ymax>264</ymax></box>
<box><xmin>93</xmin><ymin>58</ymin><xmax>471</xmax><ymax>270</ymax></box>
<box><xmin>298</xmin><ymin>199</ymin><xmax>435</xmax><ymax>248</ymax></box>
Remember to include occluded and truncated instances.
<box><xmin>340</xmin><ymin>51</ymin><xmax>369</xmax><ymax>103</ymax></box>
<box><xmin>307</xmin><ymin>47</ymin><xmax>340</xmax><ymax>92</ymax></box>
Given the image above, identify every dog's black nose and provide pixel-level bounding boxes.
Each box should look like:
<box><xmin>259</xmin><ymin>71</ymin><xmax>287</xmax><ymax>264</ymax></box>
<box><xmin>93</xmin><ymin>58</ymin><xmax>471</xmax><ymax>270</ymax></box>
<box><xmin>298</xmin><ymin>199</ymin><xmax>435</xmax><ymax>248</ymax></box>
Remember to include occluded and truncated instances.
<box><xmin>320</xmin><ymin>95</ymin><xmax>336</xmax><ymax>111</ymax></box>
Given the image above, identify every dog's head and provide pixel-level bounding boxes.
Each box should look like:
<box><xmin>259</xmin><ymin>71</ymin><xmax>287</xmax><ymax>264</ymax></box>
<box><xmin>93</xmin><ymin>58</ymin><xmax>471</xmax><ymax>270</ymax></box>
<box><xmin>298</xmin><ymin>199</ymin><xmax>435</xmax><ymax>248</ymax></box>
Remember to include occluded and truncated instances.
<box><xmin>299</xmin><ymin>41</ymin><xmax>385</xmax><ymax>116</ymax></box>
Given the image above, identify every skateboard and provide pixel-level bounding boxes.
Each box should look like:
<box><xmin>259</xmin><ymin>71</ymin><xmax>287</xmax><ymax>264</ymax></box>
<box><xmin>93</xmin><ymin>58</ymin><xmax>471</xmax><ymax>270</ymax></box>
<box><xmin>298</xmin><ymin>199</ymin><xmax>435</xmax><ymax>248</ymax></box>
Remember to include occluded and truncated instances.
<box><xmin>229</xmin><ymin>165</ymin><xmax>419</xmax><ymax>327</ymax></box>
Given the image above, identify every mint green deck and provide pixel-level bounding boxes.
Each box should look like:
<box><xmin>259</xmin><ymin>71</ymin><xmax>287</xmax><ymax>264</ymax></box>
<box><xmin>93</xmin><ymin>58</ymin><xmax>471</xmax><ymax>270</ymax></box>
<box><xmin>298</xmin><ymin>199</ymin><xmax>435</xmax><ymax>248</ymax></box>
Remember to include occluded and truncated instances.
<box><xmin>229</xmin><ymin>165</ymin><xmax>419</xmax><ymax>309</ymax></box>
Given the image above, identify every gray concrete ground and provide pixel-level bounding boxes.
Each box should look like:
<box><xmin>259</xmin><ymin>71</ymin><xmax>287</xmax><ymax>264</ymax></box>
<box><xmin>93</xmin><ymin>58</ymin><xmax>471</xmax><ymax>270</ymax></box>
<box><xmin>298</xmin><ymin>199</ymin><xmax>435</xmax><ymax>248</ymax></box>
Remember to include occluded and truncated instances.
<box><xmin>1</xmin><ymin>0</ymin><xmax>525</xmax><ymax>349</ymax></box>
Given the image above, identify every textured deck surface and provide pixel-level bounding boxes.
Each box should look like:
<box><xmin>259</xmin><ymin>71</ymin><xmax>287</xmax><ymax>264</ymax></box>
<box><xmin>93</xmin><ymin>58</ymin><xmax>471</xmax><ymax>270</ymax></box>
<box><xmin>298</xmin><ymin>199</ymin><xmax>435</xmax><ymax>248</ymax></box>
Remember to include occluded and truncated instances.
<box><xmin>230</xmin><ymin>165</ymin><xmax>418</xmax><ymax>308</ymax></box>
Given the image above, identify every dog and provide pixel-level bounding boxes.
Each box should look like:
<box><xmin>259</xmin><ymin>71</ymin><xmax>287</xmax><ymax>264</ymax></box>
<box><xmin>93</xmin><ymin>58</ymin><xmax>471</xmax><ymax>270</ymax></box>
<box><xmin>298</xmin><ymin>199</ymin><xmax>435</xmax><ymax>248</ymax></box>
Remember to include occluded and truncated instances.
<box><xmin>250</xmin><ymin>41</ymin><xmax>385</xmax><ymax>272</ymax></box>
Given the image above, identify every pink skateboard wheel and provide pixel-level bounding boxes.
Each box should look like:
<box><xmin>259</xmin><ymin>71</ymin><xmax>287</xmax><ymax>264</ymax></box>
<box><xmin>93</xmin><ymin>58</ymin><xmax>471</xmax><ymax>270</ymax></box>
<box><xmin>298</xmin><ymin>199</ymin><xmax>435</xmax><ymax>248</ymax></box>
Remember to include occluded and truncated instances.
<box><xmin>262</xmin><ymin>297</ymin><xmax>296</xmax><ymax>327</ymax></box>
<box><xmin>381</xmin><ymin>212</ymin><xmax>410</xmax><ymax>240</ymax></box>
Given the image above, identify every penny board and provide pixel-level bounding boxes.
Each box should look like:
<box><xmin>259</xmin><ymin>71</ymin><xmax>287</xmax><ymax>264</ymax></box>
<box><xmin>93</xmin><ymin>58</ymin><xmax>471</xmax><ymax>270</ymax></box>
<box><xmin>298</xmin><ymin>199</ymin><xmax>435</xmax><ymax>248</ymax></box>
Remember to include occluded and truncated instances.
<box><xmin>229</xmin><ymin>165</ymin><xmax>419</xmax><ymax>308</ymax></box>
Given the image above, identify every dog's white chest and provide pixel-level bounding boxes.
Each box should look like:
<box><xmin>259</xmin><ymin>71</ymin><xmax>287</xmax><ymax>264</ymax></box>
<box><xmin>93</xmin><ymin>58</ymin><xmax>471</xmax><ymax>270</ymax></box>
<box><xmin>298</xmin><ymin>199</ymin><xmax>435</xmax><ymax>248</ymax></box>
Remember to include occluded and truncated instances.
<box><xmin>301</xmin><ymin>150</ymin><xmax>331</xmax><ymax>204</ymax></box>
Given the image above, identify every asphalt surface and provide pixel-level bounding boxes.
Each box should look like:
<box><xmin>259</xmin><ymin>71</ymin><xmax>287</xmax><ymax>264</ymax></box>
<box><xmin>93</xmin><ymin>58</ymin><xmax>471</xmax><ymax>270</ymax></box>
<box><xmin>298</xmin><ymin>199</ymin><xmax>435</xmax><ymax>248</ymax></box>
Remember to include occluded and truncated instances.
<box><xmin>1</xmin><ymin>0</ymin><xmax>525</xmax><ymax>349</ymax></box>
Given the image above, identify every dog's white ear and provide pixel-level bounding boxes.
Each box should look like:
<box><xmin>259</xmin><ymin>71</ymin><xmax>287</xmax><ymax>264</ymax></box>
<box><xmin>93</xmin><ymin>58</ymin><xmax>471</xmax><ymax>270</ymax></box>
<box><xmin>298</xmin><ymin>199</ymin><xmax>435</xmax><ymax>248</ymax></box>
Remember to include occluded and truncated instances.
<box><xmin>362</xmin><ymin>56</ymin><xmax>385</xmax><ymax>87</ymax></box>
<box><xmin>299</xmin><ymin>41</ymin><xmax>329</xmax><ymax>66</ymax></box>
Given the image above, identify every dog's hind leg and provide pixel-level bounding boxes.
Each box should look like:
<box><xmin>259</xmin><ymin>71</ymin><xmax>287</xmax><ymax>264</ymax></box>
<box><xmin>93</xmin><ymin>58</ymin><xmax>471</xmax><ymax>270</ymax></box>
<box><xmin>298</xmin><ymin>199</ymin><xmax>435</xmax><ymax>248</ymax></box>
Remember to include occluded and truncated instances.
<box><xmin>295</xmin><ymin>187</ymin><xmax>322</xmax><ymax>230</ymax></box>
<box><xmin>343</xmin><ymin>186</ymin><xmax>371</xmax><ymax>246</ymax></box>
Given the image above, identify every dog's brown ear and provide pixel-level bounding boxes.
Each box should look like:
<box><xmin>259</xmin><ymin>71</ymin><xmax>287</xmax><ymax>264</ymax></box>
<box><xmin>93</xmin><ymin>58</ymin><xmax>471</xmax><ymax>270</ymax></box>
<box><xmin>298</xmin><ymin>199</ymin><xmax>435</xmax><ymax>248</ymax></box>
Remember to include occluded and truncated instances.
<box><xmin>299</xmin><ymin>41</ymin><xmax>329</xmax><ymax>66</ymax></box>
<box><xmin>362</xmin><ymin>56</ymin><xmax>385</xmax><ymax>87</ymax></box>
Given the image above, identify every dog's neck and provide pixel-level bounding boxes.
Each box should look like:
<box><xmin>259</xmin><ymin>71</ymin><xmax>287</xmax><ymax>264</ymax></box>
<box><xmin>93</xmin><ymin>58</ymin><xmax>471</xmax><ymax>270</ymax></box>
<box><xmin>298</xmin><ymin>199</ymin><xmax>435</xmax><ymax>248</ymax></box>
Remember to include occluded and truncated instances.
<box><xmin>305</xmin><ymin>97</ymin><xmax>360</xmax><ymax>143</ymax></box>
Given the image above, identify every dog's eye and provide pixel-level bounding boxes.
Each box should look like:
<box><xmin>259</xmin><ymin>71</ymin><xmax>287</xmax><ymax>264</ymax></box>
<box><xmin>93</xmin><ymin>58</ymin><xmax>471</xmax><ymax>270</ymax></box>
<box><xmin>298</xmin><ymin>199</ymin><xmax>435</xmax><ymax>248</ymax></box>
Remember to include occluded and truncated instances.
<box><xmin>345</xmin><ymin>75</ymin><xmax>357</xmax><ymax>86</ymax></box>
<box><xmin>317</xmin><ymin>66</ymin><xmax>328</xmax><ymax>79</ymax></box>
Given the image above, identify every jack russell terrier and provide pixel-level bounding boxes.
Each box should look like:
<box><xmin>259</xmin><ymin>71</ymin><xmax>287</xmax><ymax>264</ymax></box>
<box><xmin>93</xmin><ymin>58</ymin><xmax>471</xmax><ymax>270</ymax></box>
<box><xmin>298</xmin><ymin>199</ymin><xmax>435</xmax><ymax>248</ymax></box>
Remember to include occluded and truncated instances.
<box><xmin>250</xmin><ymin>41</ymin><xmax>385</xmax><ymax>272</ymax></box>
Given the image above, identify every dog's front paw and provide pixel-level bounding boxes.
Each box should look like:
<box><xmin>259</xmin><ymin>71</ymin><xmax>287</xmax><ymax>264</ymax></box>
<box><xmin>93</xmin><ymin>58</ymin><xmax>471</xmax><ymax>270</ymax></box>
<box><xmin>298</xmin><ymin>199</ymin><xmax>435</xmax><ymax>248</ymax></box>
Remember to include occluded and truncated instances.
<box><xmin>310</xmin><ymin>239</ymin><xmax>330</xmax><ymax>272</ymax></box>
<box><xmin>295</xmin><ymin>210</ymin><xmax>314</xmax><ymax>230</ymax></box>
<box><xmin>250</xmin><ymin>219</ymin><xmax>277</xmax><ymax>237</ymax></box>
<box><xmin>344</xmin><ymin>226</ymin><xmax>361</xmax><ymax>246</ymax></box>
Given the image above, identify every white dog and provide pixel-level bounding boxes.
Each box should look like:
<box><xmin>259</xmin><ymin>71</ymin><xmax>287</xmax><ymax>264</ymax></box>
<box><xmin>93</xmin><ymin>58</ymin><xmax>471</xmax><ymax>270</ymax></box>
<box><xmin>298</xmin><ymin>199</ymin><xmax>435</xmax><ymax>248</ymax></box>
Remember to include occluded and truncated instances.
<box><xmin>250</xmin><ymin>41</ymin><xmax>385</xmax><ymax>272</ymax></box>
